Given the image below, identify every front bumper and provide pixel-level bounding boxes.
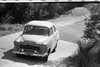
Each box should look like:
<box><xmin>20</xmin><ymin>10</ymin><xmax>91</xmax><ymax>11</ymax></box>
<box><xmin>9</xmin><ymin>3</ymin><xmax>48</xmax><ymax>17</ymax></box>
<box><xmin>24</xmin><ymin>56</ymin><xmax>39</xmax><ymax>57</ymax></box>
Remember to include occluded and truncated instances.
<box><xmin>13</xmin><ymin>51</ymin><xmax>48</xmax><ymax>57</ymax></box>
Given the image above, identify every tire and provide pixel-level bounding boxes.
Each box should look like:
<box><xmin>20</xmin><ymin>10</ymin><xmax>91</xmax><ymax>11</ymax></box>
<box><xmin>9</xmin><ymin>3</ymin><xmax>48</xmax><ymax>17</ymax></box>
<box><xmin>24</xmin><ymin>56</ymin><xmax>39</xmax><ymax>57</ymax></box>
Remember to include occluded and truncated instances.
<box><xmin>52</xmin><ymin>46</ymin><xmax>56</xmax><ymax>53</ymax></box>
<box><xmin>15</xmin><ymin>54</ymin><xmax>21</xmax><ymax>57</ymax></box>
<box><xmin>42</xmin><ymin>56</ymin><xmax>48</xmax><ymax>62</ymax></box>
<box><xmin>42</xmin><ymin>49</ymin><xmax>50</xmax><ymax>62</ymax></box>
<box><xmin>52</xmin><ymin>41</ymin><xmax>58</xmax><ymax>53</ymax></box>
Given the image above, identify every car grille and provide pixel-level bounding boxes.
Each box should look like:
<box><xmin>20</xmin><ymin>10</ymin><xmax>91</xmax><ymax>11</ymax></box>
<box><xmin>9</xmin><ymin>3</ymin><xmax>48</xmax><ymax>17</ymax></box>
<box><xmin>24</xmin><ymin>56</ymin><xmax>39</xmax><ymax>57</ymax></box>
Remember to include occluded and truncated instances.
<box><xmin>20</xmin><ymin>45</ymin><xmax>40</xmax><ymax>50</ymax></box>
<box><xmin>20</xmin><ymin>45</ymin><xmax>40</xmax><ymax>51</ymax></box>
<box><xmin>19</xmin><ymin>44</ymin><xmax>47</xmax><ymax>54</ymax></box>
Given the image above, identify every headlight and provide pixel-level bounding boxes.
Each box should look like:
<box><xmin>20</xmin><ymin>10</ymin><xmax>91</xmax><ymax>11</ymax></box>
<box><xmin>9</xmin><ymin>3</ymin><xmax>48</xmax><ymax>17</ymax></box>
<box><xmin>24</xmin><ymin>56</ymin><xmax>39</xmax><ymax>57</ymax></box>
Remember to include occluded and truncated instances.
<box><xmin>14</xmin><ymin>41</ymin><xmax>20</xmax><ymax>48</ymax></box>
<box><xmin>14</xmin><ymin>41</ymin><xmax>18</xmax><ymax>45</ymax></box>
<box><xmin>41</xmin><ymin>45</ymin><xmax>47</xmax><ymax>54</ymax></box>
<box><xmin>13</xmin><ymin>41</ymin><xmax>19</xmax><ymax>50</ymax></box>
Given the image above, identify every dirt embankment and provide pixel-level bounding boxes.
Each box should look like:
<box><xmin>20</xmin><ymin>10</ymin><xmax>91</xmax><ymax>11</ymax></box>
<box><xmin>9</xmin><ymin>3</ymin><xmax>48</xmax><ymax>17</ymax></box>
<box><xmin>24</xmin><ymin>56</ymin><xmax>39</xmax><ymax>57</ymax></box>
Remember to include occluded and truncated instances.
<box><xmin>49</xmin><ymin>7</ymin><xmax>91</xmax><ymax>26</ymax></box>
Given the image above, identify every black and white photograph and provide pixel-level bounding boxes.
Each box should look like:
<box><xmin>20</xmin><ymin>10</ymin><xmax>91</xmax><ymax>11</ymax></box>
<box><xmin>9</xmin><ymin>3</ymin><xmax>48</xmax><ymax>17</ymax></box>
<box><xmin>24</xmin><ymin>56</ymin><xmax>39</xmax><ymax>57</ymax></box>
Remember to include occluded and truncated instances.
<box><xmin>0</xmin><ymin>2</ymin><xmax>100</xmax><ymax>67</ymax></box>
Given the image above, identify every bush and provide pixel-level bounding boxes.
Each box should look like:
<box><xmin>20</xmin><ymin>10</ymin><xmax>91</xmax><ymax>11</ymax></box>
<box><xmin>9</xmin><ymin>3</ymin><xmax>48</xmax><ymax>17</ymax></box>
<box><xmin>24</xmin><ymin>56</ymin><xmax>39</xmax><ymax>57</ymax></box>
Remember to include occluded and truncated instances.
<box><xmin>0</xmin><ymin>13</ymin><xmax>14</xmax><ymax>24</ymax></box>
<box><xmin>66</xmin><ymin>14</ymin><xmax>100</xmax><ymax>67</ymax></box>
<box><xmin>66</xmin><ymin>40</ymin><xmax>100</xmax><ymax>67</ymax></box>
<box><xmin>0</xmin><ymin>3</ymin><xmax>85</xmax><ymax>24</ymax></box>
<box><xmin>0</xmin><ymin>24</ymin><xmax>23</xmax><ymax>31</ymax></box>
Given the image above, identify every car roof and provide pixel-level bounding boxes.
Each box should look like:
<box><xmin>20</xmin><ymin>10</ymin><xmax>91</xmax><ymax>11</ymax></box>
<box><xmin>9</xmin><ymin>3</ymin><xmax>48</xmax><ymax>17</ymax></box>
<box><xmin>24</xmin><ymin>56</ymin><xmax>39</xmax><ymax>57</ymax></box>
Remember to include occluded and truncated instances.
<box><xmin>25</xmin><ymin>21</ymin><xmax>54</xmax><ymax>28</ymax></box>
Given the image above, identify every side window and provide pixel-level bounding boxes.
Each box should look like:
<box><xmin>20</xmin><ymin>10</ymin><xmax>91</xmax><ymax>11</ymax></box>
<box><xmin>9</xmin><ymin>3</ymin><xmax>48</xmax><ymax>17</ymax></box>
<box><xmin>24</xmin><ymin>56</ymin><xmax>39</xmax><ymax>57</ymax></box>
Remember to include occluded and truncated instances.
<box><xmin>52</xmin><ymin>26</ymin><xmax>56</xmax><ymax>33</ymax></box>
<box><xmin>53</xmin><ymin>26</ymin><xmax>56</xmax><ymax>32</ymax></box>
<box><xmin>52</xmin><ymin>26</ymin><xmax>54</xmax><ymax>33</ymax></box>
<box><xmin>49</xmin><ymin>27</ymin><xmax>53</xmax><ymax>35</ymax></box>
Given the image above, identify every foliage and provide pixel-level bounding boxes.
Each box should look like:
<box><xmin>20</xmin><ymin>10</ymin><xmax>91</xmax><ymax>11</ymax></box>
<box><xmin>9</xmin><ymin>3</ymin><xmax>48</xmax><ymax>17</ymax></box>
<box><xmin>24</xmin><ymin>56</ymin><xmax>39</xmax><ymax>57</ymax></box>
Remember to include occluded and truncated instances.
<box><xmin>0</xmin><ymin>24</ymin><xmax>23</xmax><ymax>36</ymax></box>
<box><xmin>84</xmin><ymin>3</ymin><xmax>100</xmax><ymax>15</ymax></box>
<box><xmin>83</xmin><ymin>15</ymin><xmax>100</xmax><ymax>54</ymax></box>
<box><xmin>67</xmin><ymin>13</ymin><xmax>100</xmax><ymax>67</ymax></box>
<box><xmin>0</xmin><ymin>13</ymin><xmax>14</xmax><ymax>24</ymax></box>
<box><xmin>67</xmin><ymin>40</ymin><xmax>100</xmax><ymax>67</ymax></box>
<box><xmin>66</xmin><ymin>3</ymin><xmax>100</xmax><ymax>67</ymax></box>
<box><xmin>0</xmin><ymin>3</ymin><xmax>84</xmax><ymax>24</ymax></box>
<box><xmin>84</xmin><ymin>15</ymin><xmax>100</xmax><ymax>40</ymax></box>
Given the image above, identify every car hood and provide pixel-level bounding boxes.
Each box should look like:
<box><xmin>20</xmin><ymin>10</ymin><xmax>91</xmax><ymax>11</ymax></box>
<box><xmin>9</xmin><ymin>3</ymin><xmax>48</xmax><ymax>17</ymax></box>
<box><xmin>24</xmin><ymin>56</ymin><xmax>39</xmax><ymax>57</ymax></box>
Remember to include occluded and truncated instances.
<box><xmin>17</xmin><ymin>34</ymin><xmax>49</xmax><ymax>44</ymax></box>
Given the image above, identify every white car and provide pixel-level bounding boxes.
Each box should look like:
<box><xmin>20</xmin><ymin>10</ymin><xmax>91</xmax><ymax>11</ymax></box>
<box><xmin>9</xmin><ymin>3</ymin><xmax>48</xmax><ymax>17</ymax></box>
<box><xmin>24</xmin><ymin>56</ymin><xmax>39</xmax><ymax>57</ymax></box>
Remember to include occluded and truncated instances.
<box><xmin>13</xmin><ymin>21</ymin><xmax>59</xmax><ymax>62</ymax></box>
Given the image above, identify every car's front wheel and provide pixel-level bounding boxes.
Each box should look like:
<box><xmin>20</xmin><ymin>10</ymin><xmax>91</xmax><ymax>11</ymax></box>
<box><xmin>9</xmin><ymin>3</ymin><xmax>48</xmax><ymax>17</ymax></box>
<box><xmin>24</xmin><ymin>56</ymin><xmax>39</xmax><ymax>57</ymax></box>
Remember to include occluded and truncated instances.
<box><xmin>15</xmin><ymin>54</ymin><xmax>21</xmax><ymax>57</ymax></box>
<box><xmin>42</xmin><ymin>49</ymin><xmax>50</xmax><ymax>62</ymax></box>
<box><xmin>42</xmin><ymin>55</ymin><xmax>48</xmax><ymax>62</ymax></box>
<box><xmin>52</xmin><ymin>41</ymin><xmax>58</xmax><ymax>53</ymax></box>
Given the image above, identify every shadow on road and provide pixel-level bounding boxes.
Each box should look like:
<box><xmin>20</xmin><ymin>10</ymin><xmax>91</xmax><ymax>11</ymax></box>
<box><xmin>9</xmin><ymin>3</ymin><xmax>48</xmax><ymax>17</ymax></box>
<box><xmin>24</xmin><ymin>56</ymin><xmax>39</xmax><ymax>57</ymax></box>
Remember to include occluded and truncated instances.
<box><xmin>2</xmin><ymin>49</ymin><xmax>46</xmax><ymax>65</ymax></box>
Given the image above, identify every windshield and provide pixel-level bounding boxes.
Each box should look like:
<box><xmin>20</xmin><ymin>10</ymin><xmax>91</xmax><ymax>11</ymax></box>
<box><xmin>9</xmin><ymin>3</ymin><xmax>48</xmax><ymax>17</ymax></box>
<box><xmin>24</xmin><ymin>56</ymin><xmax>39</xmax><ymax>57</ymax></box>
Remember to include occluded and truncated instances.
<box><xmin>23</xmin><ymin>25</ymin><xmax>49</xmax><ymax>36</ymax></box>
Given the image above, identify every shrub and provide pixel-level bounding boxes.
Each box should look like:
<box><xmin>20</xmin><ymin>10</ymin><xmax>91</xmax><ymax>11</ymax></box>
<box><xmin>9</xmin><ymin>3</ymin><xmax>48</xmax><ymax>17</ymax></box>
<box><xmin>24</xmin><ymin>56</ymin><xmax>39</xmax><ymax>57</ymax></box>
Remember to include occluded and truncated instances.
<box><xmin>0</xmin><ymin>24</ymin><xmax>9</xmax><ymax>31</ymax></box>
<box><xmin>66</xmin><ymin>14</ymin><xmax>100</xmax><ymax>67</ymax></box>
<box><xmin>0</xmin><ymin>3</ymin><xmax>85</xmax><ymax>24</ymax></box>
<box><xmin>0</xmin><ymin>13</ymin><xmax>14</xmax><ymax>24</ymax></box>
<box><xmin>0</xmin><ymin>24</ymin><xmax>23</xmax><ymax>31</ymax></box>
<box><xmin>66</xmin><ymin>40</ymin><xmax>100</xmax><ymax>67</ymax></box>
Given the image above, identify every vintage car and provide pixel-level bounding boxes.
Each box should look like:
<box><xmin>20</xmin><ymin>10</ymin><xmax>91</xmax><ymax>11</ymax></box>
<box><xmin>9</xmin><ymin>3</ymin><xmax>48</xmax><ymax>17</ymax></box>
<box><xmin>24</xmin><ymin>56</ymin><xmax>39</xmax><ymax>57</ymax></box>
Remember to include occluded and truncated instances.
<box><xmin>13</xmin><ymin>21</ymin><xmax>59</xmax><ymax>62</ymax></box>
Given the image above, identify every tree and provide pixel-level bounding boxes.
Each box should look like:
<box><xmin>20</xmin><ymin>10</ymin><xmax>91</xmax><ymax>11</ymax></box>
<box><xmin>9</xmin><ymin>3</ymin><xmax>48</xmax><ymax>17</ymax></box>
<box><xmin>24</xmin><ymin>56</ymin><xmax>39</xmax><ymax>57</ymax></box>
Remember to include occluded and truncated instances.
<box><xmin>67</xmin><ymin>15</ymin><xmax>100</xmax><ymax>67</ymax></box>
<box><xmin>81</xmin><ymin>15</ymin><xmax>100</xmax><ymax>67</ymax></box>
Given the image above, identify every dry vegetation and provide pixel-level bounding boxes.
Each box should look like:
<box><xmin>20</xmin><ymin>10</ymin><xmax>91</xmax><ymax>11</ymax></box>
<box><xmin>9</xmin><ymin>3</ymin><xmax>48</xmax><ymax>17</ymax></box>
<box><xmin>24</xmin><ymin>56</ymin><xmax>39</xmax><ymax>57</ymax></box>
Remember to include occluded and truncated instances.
<box><xmin>0</xmin><ymin>24</ymin><xmax>23</xmax><ymax>37</ymax></box>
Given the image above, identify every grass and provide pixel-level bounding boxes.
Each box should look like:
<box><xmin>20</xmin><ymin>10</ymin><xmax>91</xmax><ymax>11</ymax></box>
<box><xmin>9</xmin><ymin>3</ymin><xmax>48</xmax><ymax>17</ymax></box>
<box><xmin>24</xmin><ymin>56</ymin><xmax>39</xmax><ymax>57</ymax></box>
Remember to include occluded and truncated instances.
<box><xmin>0</xmin><ymin>24</ymin><xmax>23</xmax><ymax>37</ymax></box>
